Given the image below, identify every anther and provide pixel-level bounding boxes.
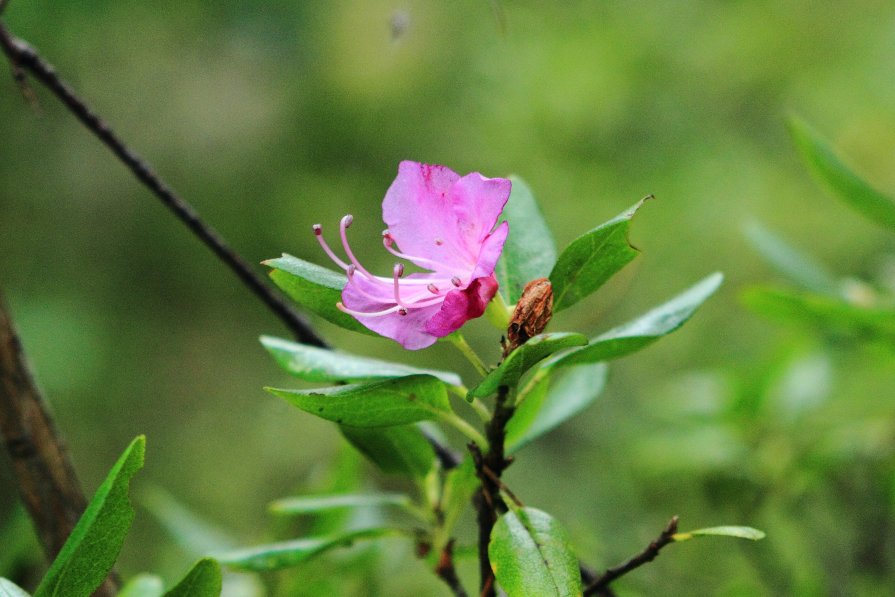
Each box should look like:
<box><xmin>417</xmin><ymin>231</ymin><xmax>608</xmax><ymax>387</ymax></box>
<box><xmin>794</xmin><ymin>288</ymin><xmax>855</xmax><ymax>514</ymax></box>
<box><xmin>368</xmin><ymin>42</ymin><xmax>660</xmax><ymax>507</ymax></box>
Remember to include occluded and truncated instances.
<box><xmin>427</xmin><ymin>283</ymin><xmax>439</xmax><ymax>294</ymax></box>
<box><xmin>435</xmin><ymin>238</ymin><xmax>443</xmax><ymax>246</ymax></box>
<box><xmin>393</xmin><ymin>263</ymin><xmax>405</xmax><ymax>278</ymax></box>
<box><xmin>451</xmin><ymin>276</ymin><xmax>462</xmax><ymax>287</ymax></box>
<box><xmin>312</xmin><ymin>224</ymin><xmax>323</xmax><ymax>236</ymax></box>
<box><xmin>341</xmin><ymin>214</ymin><xmax>354</xmax><ymax>228</ymax></box>
<box><xmin>347</xmin><ymin>264</ymin><xmax>357</xmax><ymax>278</ymax></box>
<box><xmin>398</xmin><ymin>307</ymin><xmax>408</xmax><ymax>316</ymax></box>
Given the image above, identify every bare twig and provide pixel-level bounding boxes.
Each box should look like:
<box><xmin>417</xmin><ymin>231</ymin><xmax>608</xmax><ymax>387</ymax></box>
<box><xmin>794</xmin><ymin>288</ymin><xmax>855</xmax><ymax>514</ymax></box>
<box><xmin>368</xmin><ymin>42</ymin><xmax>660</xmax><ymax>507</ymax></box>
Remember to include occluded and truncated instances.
<box><xmin>434</xmin><ymin>539</ymin><xmax>468</xmax><ymax>597</ymax></box>
<box><xmin>470</xmin><ymin>385</ymin><xmax>515</xmax><ymax>597</ymax></box>
<box><xmin>0</xmin><ymin>294</ymin><xmax>118</xmax><ymax>596</ymax></box>
<box><xmin>0</xmin><ymin>22</ymin><xmax>325</xmax><ymax>347</ymax></box>
<box><xmin>583</xmin><ymin>516</ymin><xmax>680</xmax><ymax>596</ymax></box>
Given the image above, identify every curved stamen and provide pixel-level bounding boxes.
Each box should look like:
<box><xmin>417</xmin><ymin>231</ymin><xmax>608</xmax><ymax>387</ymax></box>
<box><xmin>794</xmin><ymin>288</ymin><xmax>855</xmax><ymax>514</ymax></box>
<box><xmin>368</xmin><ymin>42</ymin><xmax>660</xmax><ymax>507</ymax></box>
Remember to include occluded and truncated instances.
<box><xmin>393</xmin><ymin>263</ymin><xmax>407</xmax><ymax>307</ymax></box>
<box><xmin>382</xmin><ymin>233</ymin><xmax>455</xmax><ymax>272</ymax></box>
<box><xmin>337</xmin><ymin>302</ymin><xmax>403</xmax><ymax>318</ymax></box>
<box><xmin>313</xmin><ymin>224</ymin><xmax>349</xmax><ymax>270</ymax></box>
<box><xmin>340</xmin><ymin>215</ymin><xmax>376</xmax><ymax>279</ymax></box>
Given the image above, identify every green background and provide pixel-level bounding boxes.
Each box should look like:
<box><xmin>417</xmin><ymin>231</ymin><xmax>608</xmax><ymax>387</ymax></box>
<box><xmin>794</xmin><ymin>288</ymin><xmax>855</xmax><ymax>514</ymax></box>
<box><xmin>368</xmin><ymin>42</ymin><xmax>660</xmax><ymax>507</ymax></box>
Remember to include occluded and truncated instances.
<box><xmin>2</xmin><ymin>1</ymin><xmax>895</xmax><ymax>594</ymax></box>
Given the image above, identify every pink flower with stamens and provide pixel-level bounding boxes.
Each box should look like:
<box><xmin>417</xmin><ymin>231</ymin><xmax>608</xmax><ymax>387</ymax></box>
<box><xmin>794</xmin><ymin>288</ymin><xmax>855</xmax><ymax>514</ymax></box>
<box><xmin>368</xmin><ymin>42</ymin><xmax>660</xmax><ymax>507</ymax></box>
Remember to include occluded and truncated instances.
<box><xmin>314</xmin><ymin>161</ymin><xmax>511</xmax><ymax>350</ymax></box>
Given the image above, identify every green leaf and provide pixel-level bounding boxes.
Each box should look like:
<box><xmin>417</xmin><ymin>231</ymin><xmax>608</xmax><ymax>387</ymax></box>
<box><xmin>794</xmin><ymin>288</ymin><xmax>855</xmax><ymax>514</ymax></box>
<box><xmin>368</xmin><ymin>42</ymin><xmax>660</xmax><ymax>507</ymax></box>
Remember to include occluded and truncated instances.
<box><xmin>673</xmin><ymin>526</ymin><xmax>766</xmax><ymax>542</ymax></box>
<box><xmin>742</xmin><ymin>286</ymin><xmax>895</xmax><ymax>342</ymax></box>
<box><xmin>216</xmin><ymin>528</ymin><xmax>398</xmax><ymax>572</ymax></box>
<box><xmin>260</xmin><ymin>335</ymin><xmax>461</xmax><ymax>386</ymax></box>
<box><xmin>788</xmin><ymin>116</ymin><xmax>895</xmax><ymax>232</ymax></box>
<box><xmin>438</xmin><ymin>456</ymin><xmax>478</xmax><ymax>545</ymax></box>
<box><xmin>118</xmin><ymin>575</ymin><xmax>164</xmax><ymax>597</ymax></box>
<box><xmin>270</xmin><ymin>493</ymin><xmax>413</xmax><ymax>516</ymax></box>
<box><xmin>142</xmin><ymin>486</ymin><xmax>237</xmax><ymax>554</ymax></box>
<box><xmin>550</xmin><ymin>198</ymin><xmax>649</xmax><ymax>312</ymax></box>
<box><xmin>468</xmin><ymin>333</ymin><xmax>588</xmax><ymax>399</ymax></box>
<box><xmin>506</xmin><ymin>363</ymin><xmax>608</xmax><ymax>452</ymax></box>
<box><xmin>489</xmin><ymin>507</ymin><xmax>582</xmax><ymax>597</ymax></box>
<box><xmin>0</xmin><ymin>579</ymin><xmax>31</xmax><ymax>597</ymax></box>
<box><xmin>35</xmin><ymin>436</ymin><xmax>146</xmax><ymax>597</ymax></box>
<box><xmin>548</xmin><ymin>273</ymin><xmax>723</xmax><ymax>368</ymax></box>
<box><xmin>265</xmin><ymin>254</ymin><xmax>376</xmax><ymax>336</ymax></box>
<box><xmin>494</xmin><ymin>176</ymin><xmax>558</xmax><ymax>303</ymax></box>
<box><xmin>743</xmin><ymin>222</ymin><xmax>839</xmax><ymax>295</ymax></box>
<box><xmin>268</xmin><ymin>374</ymin><xmax>451</xmax><ymax>427</ymax></box>
<box><xmin>339</xmin><ymin>424</ymin><xmax>436</xmax><ymax>478</ymax></box>
<box><xmin>163</xmin><ymin>558</ymin><xmax>222</xmax><ymax>597</ymax></box>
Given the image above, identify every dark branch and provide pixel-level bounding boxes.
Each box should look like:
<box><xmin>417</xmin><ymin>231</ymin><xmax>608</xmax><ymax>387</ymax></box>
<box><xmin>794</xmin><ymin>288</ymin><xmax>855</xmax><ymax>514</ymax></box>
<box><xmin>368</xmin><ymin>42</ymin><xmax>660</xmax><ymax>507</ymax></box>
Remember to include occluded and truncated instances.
<box><xmin>470</xmin><ymin>385</ymin><xmax>515</xmax><ymax>597</ymax></box>
<box><xmin>0</xmin><ymin>21</ymin><xmax>326</xmax><ymax>347</ymax></box>
<box><xmin>0</xmin><ymin>0</ymin><xmax>9</xmax><ymax>16</ymax></box>
<box><xmin>0</xmin><ymin>294</ymin><xmax>118</xmax><ymax>596</ymax></box>
<box><xmin>583</xmin><ymin>516</ymin><xmax>679</xmax><ymax>596</ymax></box>
<box><xmin>434</xmin><ymin>539</ymin><xmax>468</xmax><ymax>597</ymax></box>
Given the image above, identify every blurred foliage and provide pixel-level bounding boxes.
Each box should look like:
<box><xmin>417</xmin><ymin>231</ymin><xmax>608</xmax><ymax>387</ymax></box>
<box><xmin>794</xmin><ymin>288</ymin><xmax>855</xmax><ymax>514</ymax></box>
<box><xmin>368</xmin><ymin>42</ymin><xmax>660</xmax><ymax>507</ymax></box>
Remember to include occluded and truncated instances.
<box><xmin>2</xmin><ymin>1</ymin><xmax>895</xmax><ymax>595</ymax></box>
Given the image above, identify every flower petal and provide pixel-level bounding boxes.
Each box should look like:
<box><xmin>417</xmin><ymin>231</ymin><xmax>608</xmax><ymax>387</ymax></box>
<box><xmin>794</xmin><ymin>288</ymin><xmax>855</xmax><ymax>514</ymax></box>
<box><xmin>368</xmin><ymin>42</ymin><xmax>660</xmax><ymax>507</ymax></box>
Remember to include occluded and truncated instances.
<box><xmin>382</xmin><ymin>161</ymin><xmax>511</xmax><ymax>276</ymax></box>
<box><xmin>471</xmin><ymin>220</ymin><xmax>509</xmax><ymax>280</ymax></box>
<box><xmin>341</xmin><ymin>273</ymin><xmax>442</xmax><ymax>350</ymax></box>
<box><xmin>425</xmin><ymin>275</ymin><xmax>499</xmax><ymax>338</ymax></box>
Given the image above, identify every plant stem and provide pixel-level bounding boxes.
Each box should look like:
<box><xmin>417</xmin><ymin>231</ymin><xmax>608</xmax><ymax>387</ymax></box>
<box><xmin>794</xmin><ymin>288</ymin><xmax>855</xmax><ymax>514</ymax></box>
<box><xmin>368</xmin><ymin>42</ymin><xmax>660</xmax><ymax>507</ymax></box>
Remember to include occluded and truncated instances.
<box><xmin>447</xmin><ymin>332</ymin><xmax>489</xmax><ymax>378</ymax></box>
<box><xmin>583</xmin><ymin>516</ymin><xmax>680</xmax><ymax>596</ymax></box>
<box><xmin>440</xmin><ymin>412</ymin><xmax>488</xmax><ymax>451</ymax></box>
<box><xmin>484</xmin><ymin>291</ymin><xmax>512</xmax><ymax>331</ymax></box>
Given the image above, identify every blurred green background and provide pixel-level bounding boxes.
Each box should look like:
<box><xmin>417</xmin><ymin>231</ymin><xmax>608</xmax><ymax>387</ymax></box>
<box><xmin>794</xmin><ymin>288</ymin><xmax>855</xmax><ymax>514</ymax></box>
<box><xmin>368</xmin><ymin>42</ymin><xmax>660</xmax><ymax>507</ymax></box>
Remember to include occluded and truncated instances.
<box><xmin>2</xmin><ymin>1</ymin><xmax>895</xmax><ymax>595</ymax></box>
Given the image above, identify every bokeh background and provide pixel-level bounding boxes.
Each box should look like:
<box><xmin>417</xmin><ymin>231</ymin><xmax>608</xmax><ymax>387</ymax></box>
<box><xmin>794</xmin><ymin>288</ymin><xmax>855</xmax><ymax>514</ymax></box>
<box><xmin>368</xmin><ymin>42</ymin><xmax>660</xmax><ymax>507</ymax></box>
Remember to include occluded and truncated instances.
<box><xmin>2</xmin><ymin>1</ymin><xmax>895</xmax><ymax>595</ymax></box>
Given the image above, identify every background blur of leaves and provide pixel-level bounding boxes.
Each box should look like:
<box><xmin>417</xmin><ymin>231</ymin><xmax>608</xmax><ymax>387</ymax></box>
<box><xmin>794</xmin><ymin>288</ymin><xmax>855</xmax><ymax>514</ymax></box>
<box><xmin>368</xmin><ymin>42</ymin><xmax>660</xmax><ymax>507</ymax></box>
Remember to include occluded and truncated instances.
<box><xmin>2</xmin><ymin>1</ymin><xmax>895</xmax><ymax>594</ymax></box>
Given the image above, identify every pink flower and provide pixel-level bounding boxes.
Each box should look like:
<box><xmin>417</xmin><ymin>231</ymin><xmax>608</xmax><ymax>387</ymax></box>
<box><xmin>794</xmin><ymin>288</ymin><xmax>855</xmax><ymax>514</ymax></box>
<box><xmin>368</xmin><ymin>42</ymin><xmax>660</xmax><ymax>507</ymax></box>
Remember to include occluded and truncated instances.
<box><xmin>314</xmin><ymin>161</ymin><xmax>511</xmax><ymax>350</ymax></box>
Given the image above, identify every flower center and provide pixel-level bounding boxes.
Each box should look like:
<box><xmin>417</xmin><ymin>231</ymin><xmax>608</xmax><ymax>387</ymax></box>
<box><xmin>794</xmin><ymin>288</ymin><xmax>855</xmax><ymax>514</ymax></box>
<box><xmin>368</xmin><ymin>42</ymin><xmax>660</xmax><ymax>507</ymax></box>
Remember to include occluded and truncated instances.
<box><xmin>313</xmin><ymin>215</ymin><xmax>467</xmax><ymax>318</ymax></box>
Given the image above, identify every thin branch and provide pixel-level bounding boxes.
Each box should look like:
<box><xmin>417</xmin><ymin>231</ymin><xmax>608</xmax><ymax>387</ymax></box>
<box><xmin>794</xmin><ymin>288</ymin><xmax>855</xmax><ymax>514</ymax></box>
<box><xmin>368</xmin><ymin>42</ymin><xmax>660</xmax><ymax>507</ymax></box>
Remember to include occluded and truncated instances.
<box><xmin>0</xmin><ymin>21</ymin><xmax>326</xmax><ymax>347</ymax></box>
<box><xmin>0</xmin><ymin>0</ymin><xmax>10</xmax><ymax>16</ymax></box>
<box><xmin>434</xmin><ymin>539</ymin><xmax>468</xmax><ymax>597</ymax></box>
<box><xmin>0</xmin><ymin>294</ymin><xmax>118</xmax><ymax>596</ymax></box>
<box><xmin>470</xmin><ymin>385</ymin><xmax>515</xmax><ymax>597</ymax></box>
<box><xmin>583</xmin><ymin>516</ymin><xmax>680</xmax><ymax>596</ymax></box>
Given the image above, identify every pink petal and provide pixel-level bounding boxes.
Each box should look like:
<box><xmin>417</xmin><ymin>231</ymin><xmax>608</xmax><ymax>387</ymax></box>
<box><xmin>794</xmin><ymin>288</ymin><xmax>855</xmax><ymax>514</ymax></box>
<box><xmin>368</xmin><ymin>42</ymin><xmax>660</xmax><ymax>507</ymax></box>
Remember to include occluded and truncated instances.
<box><xmin>425</xmin><ymin>275</ymin><xmax>499</xmax><ymax>338</ymax></box>
<box><xmin>382</xmin><ymin>162</ymin><xmax>511</xmax><ymax>276</ymax></box>
<box><xmin>471</xmin><ymin>220</ymin><xmax>509</xmax><ymax>280</ymax></box>
<box><xmin>341</xmin><ymin>275</ymin><xmax>442</xmax><ymax>350</ymax></box>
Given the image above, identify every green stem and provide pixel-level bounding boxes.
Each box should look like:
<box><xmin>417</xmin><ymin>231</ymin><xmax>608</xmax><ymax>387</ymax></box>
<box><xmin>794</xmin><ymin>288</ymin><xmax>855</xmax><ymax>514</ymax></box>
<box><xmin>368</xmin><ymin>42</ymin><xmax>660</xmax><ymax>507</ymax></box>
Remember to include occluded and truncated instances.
<box><xmin>439</xmin><ymin>412</ymin><xmax>489</xmax><ymax>451</ymax></box>
<box><xmin>484</xmin><ymin>291</ymin><xmax>512</xmax><ymax>330</ymax></box>
<box><xmin>447</xmin><ymin>332</ymin><xmax>489</xmax><ymax>378</ymax></box>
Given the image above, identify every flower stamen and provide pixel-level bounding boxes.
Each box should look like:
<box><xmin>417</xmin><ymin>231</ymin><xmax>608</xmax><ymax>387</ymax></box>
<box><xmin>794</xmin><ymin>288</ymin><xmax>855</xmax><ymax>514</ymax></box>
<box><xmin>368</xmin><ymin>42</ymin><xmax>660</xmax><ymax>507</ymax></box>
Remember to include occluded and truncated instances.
<box><xmin>383</xmin><ymin>231</ymin><xmax>454</xmax><ymax>272</ymax></box>
<box><xmin>340</xmin><ymin>215</ymin><xmax>377</xmax><ymax>280</ymax></box>
<box><xmin>313</xmin><ymin>224</ymin><xmax>350</xmax><ymax>270</ymax></box>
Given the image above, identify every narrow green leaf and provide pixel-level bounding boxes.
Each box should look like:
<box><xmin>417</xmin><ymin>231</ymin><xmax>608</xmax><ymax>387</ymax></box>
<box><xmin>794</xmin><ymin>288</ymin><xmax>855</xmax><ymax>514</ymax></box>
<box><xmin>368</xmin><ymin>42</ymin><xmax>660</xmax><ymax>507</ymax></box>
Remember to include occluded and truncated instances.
<box><xmin>142</xmin><ymin>486</ymin><xmax>237</xmax><ymax>554</ymax></box>
<box><xmin>118</xmin><ymin>575</ymin><xmax>164</xmax><ymax>597</ymax></box>
<box><xmin>548</xmin><ymin>273</ymin><xmax>723</xmax><ymax>368</ymax></box>
<box><xmin>489</xmin><ymin>508</ymin><xmax>582</xmax><ymax>597</ymax></box>
<box><xmin>550</xmin><ymin>199</ymin><xmax>649</xmax><ymax>312</ymax></box>
<box><xmin>265</xmin><ymin>254</ymin><xmax>375</xmax><ymax>336</ymax></box>
<box><xmin>673</xmin><ymin>526</ymin><xmax>766</xmax><ymax>542</ymax></box>
<box><xmin>269</xmin><ymin>374</ymin><xmax>451</xmax><ymax>427</ymax></box>
<box><xmin>494</xmin><ymin>176</ymin><xmax>558</xmax><ymax>303</ymax></box>
<box><xmin>788</xmin><ymin>116</ymin><xmax>895</xmax><ymax>232</ymax></box>
<box><xmin>35</xmin><ymin>436</ymin><xmax>146</xmax><ymax>597</ymax></box>
<box><xmin>468</xmin><ymin>333</ymin><xmax>588</xmax><ymax>399</ymax></box>
<box><xmin>439</xmin><ymin>457</ymin><xmax>478</xmax><ymax>541</ymax></box>
<box><xmin>270</xmin><ymin>493</ymin><xmax>413</xmax><ymax>516</ymax></box>
<box><xmin>506</xmin><ymin>363</ymin><xmax>608</xmax><ymax>452</ymax></box>
<box><xmin>742</xmin><ymin>286</ymin><xmax>895</xmax><ymax>342</ymax></box>
<box><xmin>163</xmin><ymin>559</ymin><xmax>222</xmax><ymax>597</ymax></box>
<box><xmin>0</xmin><ymin>579</ymin><xmax>31</xmax><ymax>597</ymax></box>
<box><xmin>743</xmin><ymin>222</ymin><xmax>839</xmax><ymax>295</ymax></box>
<box><xmin>260</xmin><ymin>335</ymin><xmax>461</xmax><ymax>386</ymax></box>
<box><xmin>216</xmin><ymin>528</ymin><xmax>398</xmax><ymax>572</ymax></box>
<box><xmin>340</xmin><ymin>424</ymin><xmax>436</xmax><ymax>478</ymax></box>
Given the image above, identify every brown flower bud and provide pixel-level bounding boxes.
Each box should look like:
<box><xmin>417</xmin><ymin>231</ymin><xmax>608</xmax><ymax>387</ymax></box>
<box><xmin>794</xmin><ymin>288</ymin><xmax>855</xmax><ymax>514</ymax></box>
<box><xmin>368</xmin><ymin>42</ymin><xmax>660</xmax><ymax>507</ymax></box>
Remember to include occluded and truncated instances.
<box><xmin>504</xmin><ymin>278</ymin><xmax>553</xmax><ymax>357</ymax></box>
